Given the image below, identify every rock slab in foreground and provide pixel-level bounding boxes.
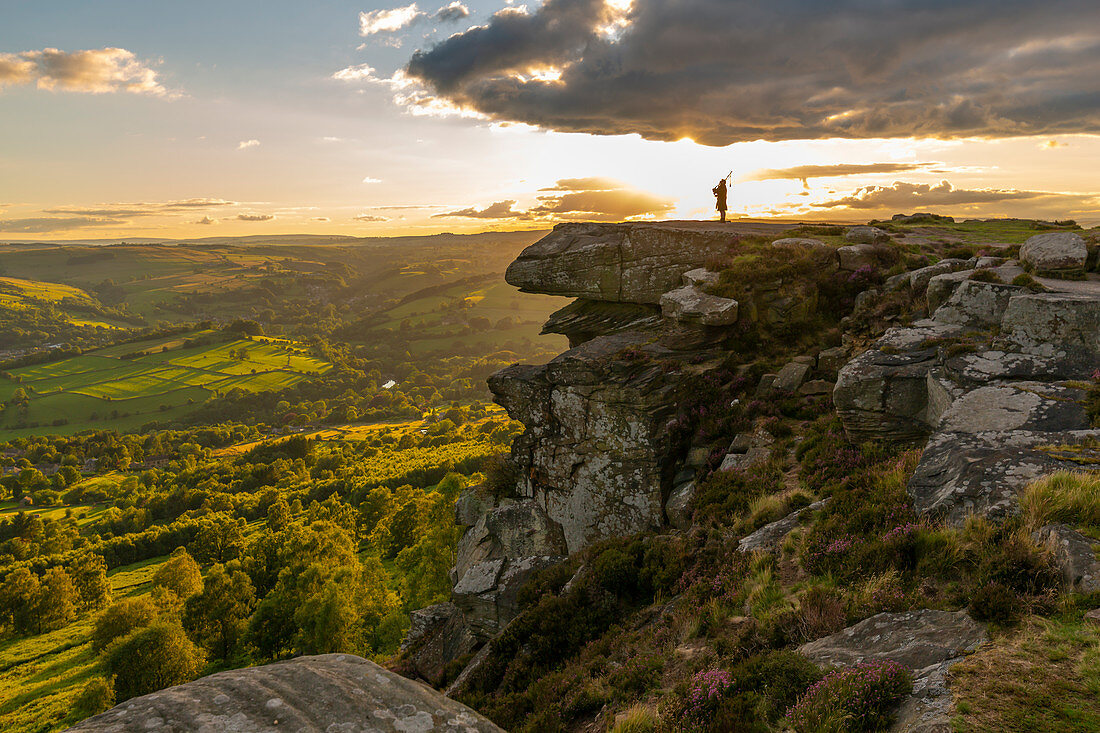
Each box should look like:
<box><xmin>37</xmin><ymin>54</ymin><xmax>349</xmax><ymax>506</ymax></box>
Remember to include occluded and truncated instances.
<box><xmin>799</xmin><ymin>610</ymin><xmax>986</xmax><ymax>733</ymax></box>
<box><xmin>67</xmin><ymin>654</ymin><xmax>503</xmax><ymax>733</ymax></box>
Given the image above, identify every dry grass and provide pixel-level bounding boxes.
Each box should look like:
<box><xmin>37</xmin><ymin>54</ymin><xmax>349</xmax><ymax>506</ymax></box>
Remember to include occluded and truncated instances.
<box><xmin>950</xmin><ymin>616</ymin><xmax>1100</xmax><ymax>732</ymax></box>
<box><xmin>1019</xmin><ymin>471</ymin><xmax>1100</xmax><ymax>531</ymax></box>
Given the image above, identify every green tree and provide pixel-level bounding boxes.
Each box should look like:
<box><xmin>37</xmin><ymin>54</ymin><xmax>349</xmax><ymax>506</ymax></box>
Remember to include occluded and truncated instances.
<box><xmin>0</xmin><ymin>567</ymin><xmax>39</xmax><ymax>634</ymax></box>
<box><xmin>36</xmin><ymin>566</ymin><xmax>78</xmax><ymax>632</ymax></box>
<box><xmin>70</xmin><ymin>553</ymin><xmax>111</xmax><ymax>610</ymax></box>
<box><xmin>188</xmin><ymin>513</ymin><xmax>246</xmax><ymax>565</ymax></box>
<box><xmin>183</xmin><ymin>563</ymin><xmax>256</xmax><ymax>661</ymax></box>
<box><xmin>106</xmin><ymin>622</ymin><xmax>205</xmax><ymax>701</ymax></box>
<box><xmin>266</xmin><ymin>498</ymin><xmax>292</xmax><ymax>532</ymax></box>
<box><xmin>92</xmin><ymin>597</ymin><xmax>159</xmax><ymax>652</ymax></box>
<box><xmin>151</xmin><ymin>548</ymin><xmax>203</xmax><ymax>614</ymax></box>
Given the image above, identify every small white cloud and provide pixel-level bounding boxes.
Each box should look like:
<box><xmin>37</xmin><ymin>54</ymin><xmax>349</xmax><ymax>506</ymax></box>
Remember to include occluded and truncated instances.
<box><xmin>237</xmin><ymin>213</ymin><xmax>274</xmax><ymax>221</ymax></box>
<box><xmin>435</xmin><ymin>1</ymin><xmax>470</xmax><ymax>22</ymax></box>
<box><xmin>332</xmin><ymin>64</ymin><xmax>376</xmax><ymax>82</ymax></box>
<box><xmin>359</xmin><ymin>4</ymin><xmax>424</xmax><ymax>36</ymax></box>
<box><xmin>195</xmin><ymin>216</ymin><xmax>217</xmax><ymax>225</ymax></box>
<box><xmin>238</xmin><ymin>139</ymin><xmax>261</xmax><ymax>150</ymax></box>
<box><xmin>354</xmin><ymin>214</ymin><xmax>389</xmax><ymax>222</ymax></box>
<box><xmin>362</xmin><ymin>176</ymin><xmax>382</xmax><ymax>184</ymax></box>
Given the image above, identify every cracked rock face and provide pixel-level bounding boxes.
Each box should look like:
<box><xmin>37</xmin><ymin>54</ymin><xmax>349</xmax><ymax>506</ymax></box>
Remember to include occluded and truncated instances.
<box><xmin>505</xmin><ymin>223</ymin><xmax>735</xmax><ymax>303</ymax></box>
<box><xmin>489</xmin><ymin>332</ymin><xmax>696</xmax><ymax>555</ymax></box>
<box><xmin>67</xmin><ymin>654</ymin><xmax>503</xmax><ymax>732</ymax></box>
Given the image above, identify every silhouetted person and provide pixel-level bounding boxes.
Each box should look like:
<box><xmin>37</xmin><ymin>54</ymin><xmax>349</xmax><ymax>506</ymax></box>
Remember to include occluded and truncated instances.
<box><xmin>713</xmin><ymin>179</ymin><xmax>728</xmax><ymax>222</ymax></box>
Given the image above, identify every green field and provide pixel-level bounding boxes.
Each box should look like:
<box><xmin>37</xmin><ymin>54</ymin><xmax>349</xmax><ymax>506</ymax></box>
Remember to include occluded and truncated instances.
<box><xmin>0</xmin><ymin>333</ymin><xmax>332</xmax><ymax>438</ymax></box>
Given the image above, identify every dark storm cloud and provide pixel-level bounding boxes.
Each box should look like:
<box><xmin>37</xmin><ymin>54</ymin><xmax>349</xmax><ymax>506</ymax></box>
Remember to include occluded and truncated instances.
<box><xmin>403</xmin><ymin>0</ymin><xmax>1100</xmax><ymax>145</ymax></box>
<box><xmin>812</xmin><ymin>180</ymin><xmax>1094</xmax><ymax>210</ymax></box>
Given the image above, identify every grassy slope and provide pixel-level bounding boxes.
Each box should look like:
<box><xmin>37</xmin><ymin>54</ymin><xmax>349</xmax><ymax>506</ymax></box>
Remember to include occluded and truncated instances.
<box><xmin>0</xmin><ymin>333</ymin><xmax>332</xmax><ymax>438</ymax></box>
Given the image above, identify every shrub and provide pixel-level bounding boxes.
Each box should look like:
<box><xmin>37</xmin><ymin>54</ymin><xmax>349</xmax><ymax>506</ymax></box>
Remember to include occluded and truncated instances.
<box><xmin>968</xmin><ymin>581</ymin><xmax>1021</xmax><ymax>624</ymax></box>
<box><xmin>968</xmin><ymin>269</ymin><xmax>1004</xmax><ymax>283</ymax></box>
<box><xmin>786</xmin><ymin>660</ymin><xmax>912</xmax><ymax>732</ymax></box>
<box><xmin>482</xmin><ymin>454</ymin><xmax>519</xmax><ymax>500</ymax></box>
<box><xmin>1011</xmin><ymin>273</ymin><xmax>1048</xmax><ymax>291</ymax></box>
<box><xmin>105</xmin><ymin>621</ymin><xmax>206</xmax><ymax>701</ymax></box>
<box><xmin>944</xmin><ymin>245</ymin><xmax>976</xmax><ymax>260</ymax></box>
<box><xmin>72</xmin><ymin>677</ymin><xmax>115</xmax><ymax>719</ymax></box>
<box><xmin>92</xmin><ymin>597</ymin><xmax>159</xmax><ymax>652</ymax></box>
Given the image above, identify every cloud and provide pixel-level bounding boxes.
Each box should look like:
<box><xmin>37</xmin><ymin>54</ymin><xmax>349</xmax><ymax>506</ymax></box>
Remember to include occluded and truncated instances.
<box><xmin>353</xmin><ymin>214</ymin><xmax>390</xmax><ymax>222</ymax></box>
<box><xmin>237</xmin><ymin>213</ymin><xmax>274</xmax><ymax>221</ymax></box>
<box><xmin>362</xmin><ymin>176</ymin><xmax>382</xmax><ymax>183</ymax></box>
<box><xmin>312</xmin><ymin>217</ymin><xmax>331</xmax><ymax>222</ymax></box>
<box><xmin>360</xmin><ymin>4</ymin><xmax>424</xmax><ymax>35</ymax></box>
<box><xmin>745</xmin><ymin>163</ymin><xmax>931</xmax><ymax>185</ymax></box>
<box><xmin>401</xmin><ymin>0</ymin><xmax>1100</xmax><ymax>145</ymax></box>
<box><xmin>435</xmin><ymin>178</ymin><xmax>674</xmax><ymax>221</ymax></box>
<box><xmin>435</xmin><ymin>200</ymin><xmax>521</xmax><ymax>219</ymax></box>
<box><xmin>332</xmin><ymin>64</ymin><xmax>376</xmax><ymax>82</ymax></box>
<box><xmin>195</xmin><ymin>216</ymin><xmax>218</xmax><ymax>225</ymax></box>
<box><xmin>238</xmin><ymin>139</ymin><xmax>261</xmax><ymax>150</ymax></box>
<box><xmin>0</xmin><ymin>217</ymin><xmax>117</xmax><ymax>234</ymax></box>
<box><xmin>436</xmin><ymin>2</ymin><xmax>470</xmax><ymax>22</ymax></box>
<box><xmin>43</xmin><ymin>198</ymin><xmax>236</xmax><ymax>218</ymax></box>
<box><xmin>0</xmin><ymin>47</ymin><xmax>173</xmax><ymax>97</ymax></box>
<box><xmin>811</xmin><ymin>180</ymin><xmax>1097</xmax><ymax>213</ymax></box>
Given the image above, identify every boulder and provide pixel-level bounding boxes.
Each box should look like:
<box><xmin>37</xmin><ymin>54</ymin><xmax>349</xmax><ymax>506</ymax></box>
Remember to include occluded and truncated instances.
<box><xmin>718</xmin><ymin>430</ymin><xmax>774</xmax><ymax>472</ymax></box>
<box><xmin>923</xmin><ymin>266</ymin><xmax>1023</xmax><ymax>311</ymax></box>
<box><xmin>682</xmin><ymin>267</ymin><xmax>720</xmax><ymax>288</ymax></box>
<box><xmin>998</xmin><ymin>292</ymin><xmax>1100</xmax><ymax>359</ymax></box>
<box><xmin>483</xmin><ymin>500</ymin><xmax>569</xmax><ymax>558</ymax></box>
<box><xmin>1033</xmin><ymin>524</ymin><xmax>1100</xmax><ymax>593</ymax></box>
<box><xmin>1020</xmin><ymin>232</ymin><xmax>1088</xmax><ymax>272</ymax></box>
<box><xmin>773</xmin><ymin>361</ymin><xmax>812</xmax><ymax>392</ymax></box>
<box><xmin>799</xmin><ymin>379</ymin><xmax>834</xmax><ymax>396</ymax></box>
<box><xmin>798</xmin><ymin>609</ymin><xmax>985</xmax><ymax>672</ymax></box>
<box><xmin>844</xmin><ymin>226</ymin><xmax>892</xmax><ymax>245</ymax></box>
<box><xmin>772</xmin><ymin>237</ymin><xmax>832</xmax><ymax>254</ymax></box>
<box><xmin>908</xmin><ymin>259</ymin><xmax>970</xmax><ymax>292</ymax></box>
<box><xmin>660</xmin><ymin>285</ymin><xmax>739</xmax><ymax>326</ymax></box>
<box><xmin>738</xmin><ymin>499</ymin><xmax>827</xmax><ymax>554</ymax></box>
<box><xmin>930</xmin><ymin>279</ymin><xmax>1020</xmax><ymax>329</ymax></box>
<box><xmin>505</xmin><ymin>222</ymin><xmax>734</xmax><ymax>303</ymax></box>
<box><xmin>542</xmin><ymin>299</ymin><xmax>661</xmax><ymax>347</ymax></box>
<box><xmin>945</xmin><ymin>349</ymin><xmax>1096</xmax><ymax>386</ymax></box>
<box><xmin>665</xmin><ymin>481</ymin><xmax>696</xmax><ymax>530</ymax></box>
<box><xmin>454</xmin><ymin>488</ymin><xmax>495</xmax><ymax>527</ymax></box>
<box><xmin>837</xmin><ymin>244</ymin><xmax>885</xmax><ymax>271</ymax></box>
<box><xmin>66</xmin><ymin>654</ymin><xmax>503</xmax><ymax>733</ymax></box>
<box><xmin>833</xmin><ymin>346</ymin><xmax>940</xmax><ymax>443</ymax></box>
<box><xmin>816</xmin><ymin>346</ymin><xmax>850</xmax><ymax>380</ymax></box>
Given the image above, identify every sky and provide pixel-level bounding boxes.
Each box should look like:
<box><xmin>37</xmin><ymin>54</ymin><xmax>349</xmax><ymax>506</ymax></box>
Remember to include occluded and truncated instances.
<box><xmin>1</xmin><ymin>0</ymin><xmax>1099</xmax><ymax>240</ymax></box>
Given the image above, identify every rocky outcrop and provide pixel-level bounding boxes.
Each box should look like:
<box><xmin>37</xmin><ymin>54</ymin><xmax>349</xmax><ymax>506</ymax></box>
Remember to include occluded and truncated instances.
<box><xmin>738</xmin><ymin>499</ymin><xmax>828</xmax><ymax>554</ymax></box>
<box><xmin>67</xmin><ymin>654</ymin><xmax>502</xmax><ymax>732</ymax></box>
<box><xmin>844</xmin><ymin>226</ymin><xmax>892</xmax><ymax>245</ymax></box>
<box><xmin>401</xmin><ymin>602</ymin><xmax>477</xmax><ymax>685</ymax></box>
<box><xmin>505</xmin><ymin>222</ymin><xmax>736</xmax><ymax>303</ymax></box>
<box><xmin>799</xmin><ymin>610</ymin><xmax>986</xmax><ymax>733</ymax></box>
<box><xmin>542</xmin><ymin>299</ymin><xmax>661</xmax><ymax>347</ymax></box>
<box><xmin>834</xmin><ymin>257</ymin><xmax>1100</xmax><ymax>529</ymax></box>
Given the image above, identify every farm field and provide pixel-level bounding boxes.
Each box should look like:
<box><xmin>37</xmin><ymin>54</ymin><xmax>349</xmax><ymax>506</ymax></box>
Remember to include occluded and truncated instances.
<box><xmin>0</xmin><ymin>333</ymin><xmax>332</xmax><ymax>438</ymax></box>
